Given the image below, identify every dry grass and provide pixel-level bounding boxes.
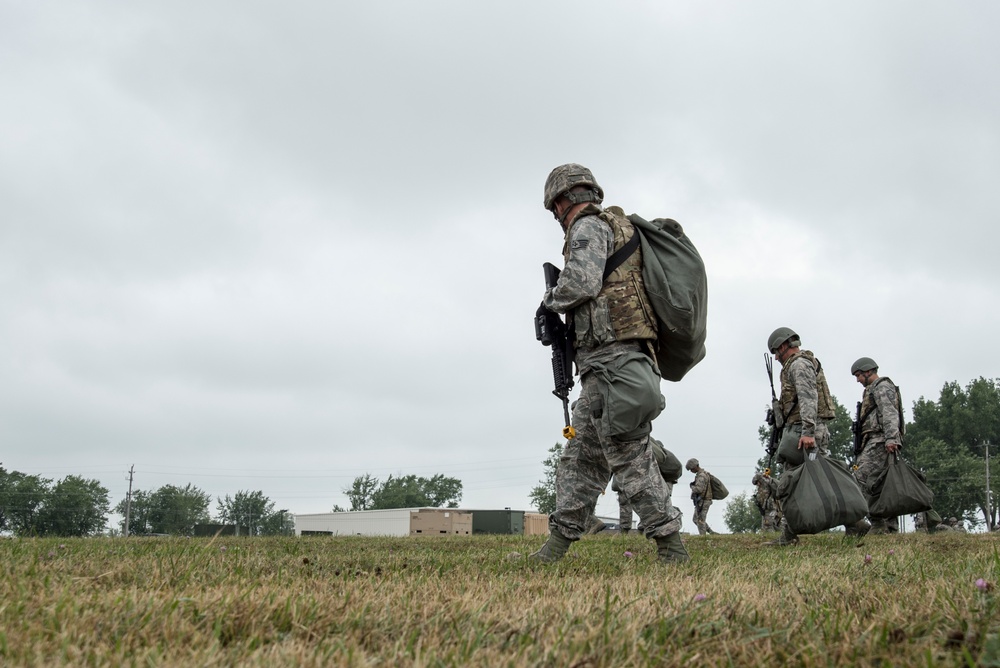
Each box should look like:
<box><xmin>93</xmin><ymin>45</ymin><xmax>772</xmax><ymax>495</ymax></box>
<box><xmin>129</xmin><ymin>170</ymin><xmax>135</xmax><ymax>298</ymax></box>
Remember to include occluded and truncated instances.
<box><xmin>1</xmin><ymin>531</ymin><xmax>998</xmax><ymax>666</ymax></box>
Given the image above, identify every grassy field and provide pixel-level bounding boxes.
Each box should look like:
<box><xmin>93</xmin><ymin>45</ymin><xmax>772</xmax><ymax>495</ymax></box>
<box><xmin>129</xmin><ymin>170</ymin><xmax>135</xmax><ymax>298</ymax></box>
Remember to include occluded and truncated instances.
<box><xmin>1</xmin><ymin>531</ymin><xmax>999</xmax><ymax>666</ymax></box>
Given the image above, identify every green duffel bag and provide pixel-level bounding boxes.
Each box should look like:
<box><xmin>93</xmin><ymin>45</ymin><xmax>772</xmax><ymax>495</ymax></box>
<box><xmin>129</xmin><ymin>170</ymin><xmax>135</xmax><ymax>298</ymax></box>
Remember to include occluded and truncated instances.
<box><xmin>776</xmin><ymin>455</ymin><xmax>869</xmax><ymax>534</ymax></box>
<box><xmin>590</xmin><ymin>351</ymin><xmax>665</xmax><ymax>441</ymax></box>
<box><xmin>650</xmin><ymin>437</ymin><xmax>682</xmax><ymax>484</ymax></box>
<box><xmin>868</xmin><ymin>454</ymin><xmax>934</xmax><ymax>518</ymax></box>
<box><xmin>776</xmin><ymin>423</ymin><xmax>805</xmax><ymax>467</ymax></box>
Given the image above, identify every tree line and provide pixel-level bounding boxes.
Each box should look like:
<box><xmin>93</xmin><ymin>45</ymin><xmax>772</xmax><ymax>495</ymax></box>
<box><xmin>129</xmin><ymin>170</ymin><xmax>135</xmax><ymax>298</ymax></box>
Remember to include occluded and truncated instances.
<box><xmin>1</xmin><ymin>466</ymin><xmax>468</xmax><ymax>536</ymax></box>
<box><xmin>0</xmin><ymin>466</ymin><xmax>291</xmax><ymax>537</ymax></box>
<box><xmin>724</xmin><ymin>376</ymin><xmax>1000</xmax><ymax>533</ymax></box>
<box><xmin>337</xmin><ymin>474</ymin><xmax>463</xmax><ymax>511</ymax></box>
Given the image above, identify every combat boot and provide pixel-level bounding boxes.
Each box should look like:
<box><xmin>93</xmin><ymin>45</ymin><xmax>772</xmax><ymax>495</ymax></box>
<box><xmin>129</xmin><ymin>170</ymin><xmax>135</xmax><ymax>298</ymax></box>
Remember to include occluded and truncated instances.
<box><xmin>869</xmin><ymin>519</ymin><xmax>891</xmax><ymax>535</ymax></box>
<box><xmin>845</xmin><ymin>519</ymin><xmax>871</xmax><ymax>537</ymax></box>
<box><xmin>530</xmin><ymin>530</ymin><xmax>572</xmax><ymax>563</ymax></box>
<box><xmin>764</xmin><ymin>525</ymin><xmax>799</xmax><ymax>547</ymax></box>
<box><xmin>655</xmin><ymin>532</ymin><xmax>690</xmax><ymax>563</ymax></box>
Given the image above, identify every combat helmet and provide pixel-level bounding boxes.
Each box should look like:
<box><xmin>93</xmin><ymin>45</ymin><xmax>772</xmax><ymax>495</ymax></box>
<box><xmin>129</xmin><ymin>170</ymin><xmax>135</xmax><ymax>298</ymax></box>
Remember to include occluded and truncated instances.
<box><xmin>851</xmin><ymin>357</ymin><xmax>878</xmax><ymax>375</ymax></box>
<box><xmin>543</xmin><ymin>163</ymin><xmax>604</xmax><ymax>213</ymax></box>
<box><xmin>768</xmin><ymin>327</ymin><xmax>800</xmax><ymax>354</ymax></box>
<box><xmin>685</xmin><ymin>458</ymin><xmax>699</xmax><ymax>471</ymax></box>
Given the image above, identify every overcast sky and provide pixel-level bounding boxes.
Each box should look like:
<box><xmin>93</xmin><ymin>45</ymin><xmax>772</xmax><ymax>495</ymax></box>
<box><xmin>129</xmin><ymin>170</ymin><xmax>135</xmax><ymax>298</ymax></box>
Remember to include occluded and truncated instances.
<box><xmin>3</xmin><ymin>1</ymin><xmax>998</xmax><ymax>533</ymax></box>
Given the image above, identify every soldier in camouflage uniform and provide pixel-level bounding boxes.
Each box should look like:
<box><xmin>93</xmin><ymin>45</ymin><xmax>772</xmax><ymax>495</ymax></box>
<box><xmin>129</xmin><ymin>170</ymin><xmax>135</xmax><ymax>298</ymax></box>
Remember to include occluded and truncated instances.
<box><xmin>686</xmin><ymin>458</ymin><xmax>716</xmax><ymax>534</ymax></box>
<box><xmin>752</xmin><ymin>470</ymin><xmax>781</xmax><ymax>533</ymax></box>
<box><xmin>765</xmin><ymin>327</ymin><xmax>837</xmax><ymax>546</ymax></box>
<box><xmin>850</xmin><ymin>357</ymin><xmax>904</xmax><ymax>534</ymax></box>
<box><xmin>531</xmin><ymin>164</ymin><xmax>688</xmax><ymax>564</ymax></box>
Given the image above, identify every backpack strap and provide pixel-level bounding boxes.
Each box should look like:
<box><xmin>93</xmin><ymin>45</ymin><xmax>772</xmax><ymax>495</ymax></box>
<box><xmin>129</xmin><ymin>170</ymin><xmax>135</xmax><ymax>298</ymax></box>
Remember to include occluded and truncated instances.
<box><xmin>602</xmin><ymin>230</ymin><xmax>640</xmax><ymax>281</ymax></box>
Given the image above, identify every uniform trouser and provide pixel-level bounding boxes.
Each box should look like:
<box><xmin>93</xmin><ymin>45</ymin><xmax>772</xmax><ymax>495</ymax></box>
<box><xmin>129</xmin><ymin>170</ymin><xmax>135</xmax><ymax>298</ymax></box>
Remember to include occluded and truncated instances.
<box><xmin>854</xmin><ymin>440</ymin><xmax>899</xmax><ymax>530</ymax></box>
<box><xmin>617</xmin><ymin>490</ymin><xmax>634</xmax><ymax>530</ymax></box>
<box><xmin>549</xmin><ymin>370</ymin><xmax>682</xmax><ymax>541</ymax></box>
<box><xmin>693</xmin><ymin>499</ymin><xmax>713</xmax><ymax>534</ymax></box>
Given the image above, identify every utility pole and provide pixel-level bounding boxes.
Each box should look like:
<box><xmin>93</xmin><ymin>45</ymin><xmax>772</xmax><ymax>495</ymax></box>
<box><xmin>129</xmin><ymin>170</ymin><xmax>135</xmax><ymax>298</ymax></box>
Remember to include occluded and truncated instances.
<box><xmin>984</xmin><ymin>442</ymin><xmax>993</xmax><ymax>531</ymax></box>
<box><xmin>124</xmin><ymin>465</ymin><xmax>135</xmax><ymax>538</ymax></box>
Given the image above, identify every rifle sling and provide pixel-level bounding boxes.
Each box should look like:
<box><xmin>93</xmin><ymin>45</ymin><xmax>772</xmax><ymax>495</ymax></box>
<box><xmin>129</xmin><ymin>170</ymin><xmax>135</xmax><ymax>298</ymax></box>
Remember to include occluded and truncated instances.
<box><xmin>602</xmin><ymin>230</ymin><xmax>641</xmax><ymax>281</ymax></box>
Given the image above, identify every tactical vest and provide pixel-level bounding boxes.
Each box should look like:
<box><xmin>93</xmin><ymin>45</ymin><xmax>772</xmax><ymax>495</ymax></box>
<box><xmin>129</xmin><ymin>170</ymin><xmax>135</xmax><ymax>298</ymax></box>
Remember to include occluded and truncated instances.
<box><xmin>779</xmin><ymin>350</ymin><xmax>836</xmax><ymax>424</ymax></box>
<box><xmin>561</xmin><ymin>205</ymin><xmax>658</xmax><ymax>348</ymax></box>
<box><xmin>860</xmin><ymin>377</ymin><xmax>904</xmax><ymax>442</ymax></box>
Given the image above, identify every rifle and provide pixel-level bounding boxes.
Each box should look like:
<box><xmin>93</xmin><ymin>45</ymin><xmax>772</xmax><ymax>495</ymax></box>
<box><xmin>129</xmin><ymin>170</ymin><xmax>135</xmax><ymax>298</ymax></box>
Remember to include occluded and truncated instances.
<box><xmin>692</xmin><ymin>492</ymin><xmax>704</xmax><ymax>516</ymax></box>
<box><xmin>851</xmin><ymin>400</ymin><xmax>863</xmax><ymax>463</ymax></box>
<box><xmin>764</xmin><ymin>354</ymin><xmax>784</xmax><ymax>464</ymax></box>
<box><xmin>534</xmin><ymin>262</ymin><xmax>577</xmax><ymax>439</ymax></box>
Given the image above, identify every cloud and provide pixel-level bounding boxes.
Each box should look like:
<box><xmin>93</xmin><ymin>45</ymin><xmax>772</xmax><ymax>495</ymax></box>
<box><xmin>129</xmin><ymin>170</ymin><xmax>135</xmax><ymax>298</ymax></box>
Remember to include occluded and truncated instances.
<box><xmin>2</xmin><ymin>1</ymin><xmax>999</xmax><ymax>533</ymax></box>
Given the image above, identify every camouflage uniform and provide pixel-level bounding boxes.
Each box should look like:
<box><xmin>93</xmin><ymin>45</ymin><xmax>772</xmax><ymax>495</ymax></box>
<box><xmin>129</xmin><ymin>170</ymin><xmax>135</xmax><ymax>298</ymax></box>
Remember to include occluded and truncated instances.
<box><xmin>854</xmin><ymin>377</ymin><xmax>904</xmax><ymax>531</ymax></box>
<box><xmin>542</xmin><ymin>206</ymin><xmax>682</xmax><ymax>543</ymax></box>
<box><xmin>774</xmin><ymin>349</ymin><xmax>835</xmax><ymax>543</ymax></box>
<box><xmin>779</xmin><ymin>351</ymin><xmax>835</xmax><ymax>455</ymax></box>
<box><xmin>753</xmin><ymin>472</ymin><xmax>781</xmax><ymax>533</ymax></box>
<box><xmin>689</xmin><ymin>468</ymin><xmax>714</xmax><ymax>534</ymax></box>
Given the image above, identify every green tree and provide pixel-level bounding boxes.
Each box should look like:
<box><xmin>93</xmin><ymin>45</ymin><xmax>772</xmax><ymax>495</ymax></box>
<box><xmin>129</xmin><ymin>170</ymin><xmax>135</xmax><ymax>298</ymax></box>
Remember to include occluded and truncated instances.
<box><xmin>150</xmin><ymin>484</ymin><xmax>211</xmax><ymax>535</ymax></box>
<box><xmin>115</xmin><ymin>489</ymin><xmax>154</xmax><ymax>535</ymax></box>
<box><xmin>723</xmin><ymin>492</ymin><xmax>761</xmax><ymax>533</ymax></box>
<box><xmin>344</xmin><ymin>473</ymin><xmax>379</xmax><ymax>511</ymax></box>
<box><xmin>369</xmin><ymin>474</ymin><xmax>463</xmax><ymax>510</ymax></box>
<box><xmin>37</xmin><ymin>475</ymin><xmax>110</xmax><ymax>536</ymax></box>
<box><xmin>422</xmin><ymin>474</ymin><xmax>463</xmax><ymax>507</ymax></box>
<box><xmin>0</xmin><ymin>469</ymin><xmax>50</xmax><ymax>535</ymax></box>
<box><xmin>905</xmin><ymin>378</ymin><xmax>1000</xmax><ymax>527</ymax></box>
<box><xmin>115</xmin><ymin>484</ymin><xmax>211</xmax><ymax>536</ymax></box>
<box><xmin>826</xmin><ymin>398</ymin><xmax>855</xmax><ymax>464</ymax></box>
<box><xmin>529</xmin><ymin>443</ymin><xmax>563</xmax><ymax>515</ymax></box>
<box><xmin>260</xmin><ymin>508</ymin><xmax>295</xmax><ymax>536</ymax></box>
<box><xmin>216</xmin><ymin>490</ymin><xmax>278</xmax><ymax>536</ymax></box>
<box><xmin>343</xmin><ymin>474</ymin><xmax>464</xmax><ymax>511</ymax></box>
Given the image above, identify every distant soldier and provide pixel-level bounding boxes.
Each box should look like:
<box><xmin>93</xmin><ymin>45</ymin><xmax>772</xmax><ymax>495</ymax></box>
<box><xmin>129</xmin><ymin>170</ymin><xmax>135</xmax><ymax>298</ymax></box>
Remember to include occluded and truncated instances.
<box><xmin>765</xmin><ymin>327</ymin><xmax>837</xmax><ymax>546</ymax></box>
<box><xmin>752</xmin><ymin>470</ymin><xmax>781</xmax><ymax>533</ymax></box>
<box><xmin>947</xmin><ymin>517</ymin><xmax>967</xmax><ymax>533</ymax></box>
<box><xmin>850</xmin><ymin>357</ymin><xmax>904</xmax><ymax>534</ymax></box>
<box><xmin>687</xmin><ymin>458</ymin><xmax>717</xmax><ymax>535</ymax></box>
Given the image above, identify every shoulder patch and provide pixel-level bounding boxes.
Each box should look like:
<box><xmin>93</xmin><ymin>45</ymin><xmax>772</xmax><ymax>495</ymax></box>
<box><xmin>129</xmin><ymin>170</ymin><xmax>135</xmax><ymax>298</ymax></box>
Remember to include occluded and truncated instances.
<box><xmin>570</xmin><ymin>239</ymin><xmax>590</xmax><ymax>251</ymax></box>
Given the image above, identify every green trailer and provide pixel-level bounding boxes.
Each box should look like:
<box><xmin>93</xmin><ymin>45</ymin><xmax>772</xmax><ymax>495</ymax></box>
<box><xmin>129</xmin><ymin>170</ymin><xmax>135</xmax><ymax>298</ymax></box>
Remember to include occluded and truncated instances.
<box><xmin>471</xmin><ymin>510</ymin><xmax>525</xmax><ymax>535</ymax></box>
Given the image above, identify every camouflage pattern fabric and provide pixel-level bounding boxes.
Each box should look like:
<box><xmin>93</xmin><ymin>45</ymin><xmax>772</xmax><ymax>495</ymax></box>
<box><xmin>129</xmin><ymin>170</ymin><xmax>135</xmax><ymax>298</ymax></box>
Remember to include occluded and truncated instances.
<box><xmin>775</xmin><ymin>349</ymin><xmax>835</xmax><ymax>543</ymax></box>
<box><xmin>543</xmin><ymin>206</ymin><xmax>657</xmax><ymax>351</ymax></box>
<box><xmin>690</xmin><ymin>469</ymin><xmax>714</xmax><ymax>534</ymax></box>
<box><xmin>779</xmin><ymin>351</ymin><xmax>835</xmax><ymax>436</ymax></box>
<box><xmin>859</xmin><ymin>378</ymin><xmax>903</xmax><ymax>448</ymax></box>
<box><xmin>542</xmin><ymin>198</ymin><xmax>683</xmax><ymax>546</ymax></box>
<box><xmin>692</xmin><ymin>498</ymin><xmax>713</xmax><ymax>534</ymax></box>
<box><xmin>617</xmin><ymin>488</ymin><xmax>634</xmax><ymax>531</ymax></box>
<box><xmin>690</xmin><ymin>468</ymin><xmax>712</xmax><ymax>500</ymax></box>
<box><xmin>754</xmin><ymin>475</ymin><xmax>781</xmax><ymax>532</ymax></box>
<box><xmin>854</xmin><ymin>378</ymin><xmax>904</xmax><ymax>527</ymax></box>
<box><xmin>548</xmin><ymin>364</ymin><xmax>683</xmax><ymax>541</ymax></box>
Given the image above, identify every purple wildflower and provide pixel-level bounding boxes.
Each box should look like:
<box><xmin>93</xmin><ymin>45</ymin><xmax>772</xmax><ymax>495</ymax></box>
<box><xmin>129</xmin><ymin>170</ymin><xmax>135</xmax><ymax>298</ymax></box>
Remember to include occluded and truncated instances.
<box><xmin>976</xmin><ymin>578</ymin><xmax>993</xmax><ymax>592</ymax></box>
<box><xmin>693</xmin><ymin>594</ymin><xmax>707</xmax><ymax>603</ymax></box>
<box><xmin>624</xmin><ymin>551</ymin><xmax>634</xmax><ymax>558</ymax></box>
<box><xmin>864</xmin><ymin>554</ymin><xmax>873</xmax><ymax>565</ymax></box>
